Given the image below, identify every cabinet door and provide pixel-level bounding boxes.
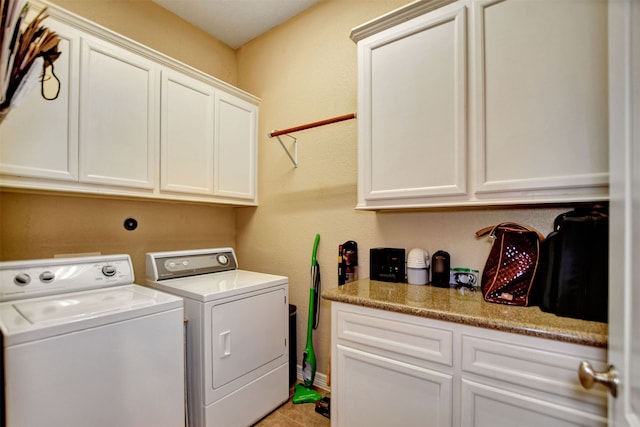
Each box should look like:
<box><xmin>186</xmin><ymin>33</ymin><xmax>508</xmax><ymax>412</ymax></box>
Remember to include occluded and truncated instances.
<box><xmin>78</xmin><ymin>36</ymin><xmax>157</xmax><ymax>189</ymax></box>
<box><xmin>335</xmin><ymin>344</ymin><xmax>452</xmax><ymax>427</ymax></box>
<box><xmin>214</xmin><ymin>91</ymin><xmax>257</xmax><ymax>201</ymax></box>
<box><xmin>461</xmin><ymin>379</ymin><xmax>606</xmax><ymax>427</ymax></box>
<box><xmin>358</xmin><ymin>3</ymin><xmax>467</xmax><ymax>208</ymax></box>
<box><xmin>160</xmin><ymin>70</ymin><xmax>215</xmax><ymax>195</ymax></box>
<box><xmin>0</xmin><ymin>18</ymin><xmax>79</xmax><ymax>182</ymax></box>
<box><xmin>472</xmin><ymin>0</ymin><xmax>609</xmax><ymax>201</ymax></box>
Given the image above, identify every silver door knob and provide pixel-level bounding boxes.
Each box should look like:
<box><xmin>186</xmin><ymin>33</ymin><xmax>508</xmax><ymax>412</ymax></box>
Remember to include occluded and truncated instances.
<box><xmin>579</xmin><ymin>361</ymin><xmax>619</xmax><ymax>398</ymax></box>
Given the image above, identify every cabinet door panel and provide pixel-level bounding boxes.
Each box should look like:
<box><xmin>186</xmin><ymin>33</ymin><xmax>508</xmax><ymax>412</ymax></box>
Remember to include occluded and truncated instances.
<box><xmin>360</xmin><ymin>5</ymin><xmax>467</xmax><ymax>204</ymax></box>
<box><xmin>214</xmin><ymin>92</ymin><xmax>256</xmax><ymax>201</ymax></box>
<box><xmin>473</xmin><ymin>0</ymin><xmax>608</xmax><ymax>195</ymax></box>
<box><xmin>79</xmin><ymin>37</ymin><xmax>157</xmax><ymax>188</ymax></box>
<box><xmin>0</xmin><ymin>19</ymin><xmax>79</xmax><ymax>182</ymax></box>
<box><xmin>462</xmin><ymin>334</ymin><xmax>607</xmax><ymax>408</ymax></box>
<box><xmin>335</xmin><ymin>344</ymin><xmax>452</xmax><ymax>427</ymax></box>
<box><xmin>461</xmin><ymin>379</ymin><xmax>607</xmax><ymax>427</ymax></box>
<box><xmin>337</xmin><ymin>308</ymin><xmax>453</xmax><ymax>366</ymax></box>
<box><xmin>161</xmin><ymin>70</ymin><xmax>215</xmax><ymax>195</ymax></box>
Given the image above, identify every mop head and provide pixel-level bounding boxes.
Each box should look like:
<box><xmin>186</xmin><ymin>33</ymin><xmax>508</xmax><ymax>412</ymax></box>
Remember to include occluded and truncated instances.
<box><xmin>292</xmin><ymin>384</ymin><xmax>322</xmax><ymax>404</ymax></box>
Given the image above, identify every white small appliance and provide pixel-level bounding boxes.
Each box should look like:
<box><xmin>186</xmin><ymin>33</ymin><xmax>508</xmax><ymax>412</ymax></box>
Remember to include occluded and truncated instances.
<box><xmin>407</xmin><ymin>248</ymin><xmax>430</xmax><ymax>285</ymax></box>
<box><xmin>0</xmin><ymin>254</ymin><xmax>185</xmax><ymax>427</ymax></box>
<box><xmin>146</xmin><ymin>248</ymin><xmax>289</xmax><ymax>427</ymax></box>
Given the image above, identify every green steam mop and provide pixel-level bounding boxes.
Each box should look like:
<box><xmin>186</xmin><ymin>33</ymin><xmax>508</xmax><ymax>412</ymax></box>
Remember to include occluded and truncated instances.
<box><xmin>293</xmin><ymin>233</ymin><xmax>323</xmax><ymax>404</ymax></box>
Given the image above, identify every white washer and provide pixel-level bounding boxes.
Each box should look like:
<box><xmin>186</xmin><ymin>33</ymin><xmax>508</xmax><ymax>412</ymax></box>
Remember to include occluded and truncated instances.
<box><xmin>146</xmin><ymin>248</ymin><xmax>289</xmax><ymax>427</ymax></box>
<box><xmin>0</xmin><ymin>254</ymin><xmax>185</xmax><ymax>427</ymax></box>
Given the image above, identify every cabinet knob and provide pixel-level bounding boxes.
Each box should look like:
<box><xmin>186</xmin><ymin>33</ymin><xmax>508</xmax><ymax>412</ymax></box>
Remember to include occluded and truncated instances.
<box><xmin>578</xmin><ymin>361</ymin><xmax>619</xmax><ymax>398</ymax></box>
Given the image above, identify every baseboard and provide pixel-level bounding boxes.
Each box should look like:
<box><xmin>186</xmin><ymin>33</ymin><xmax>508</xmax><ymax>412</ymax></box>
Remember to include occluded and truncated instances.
<box><xmin>296</xmin><ymin>365</ymin><xmax>330</xmax><ymax>392</ymax></box>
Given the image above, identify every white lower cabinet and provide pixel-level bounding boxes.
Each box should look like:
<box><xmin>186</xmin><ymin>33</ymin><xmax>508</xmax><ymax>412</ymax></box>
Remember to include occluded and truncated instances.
<box><xmin>331</xmin><ymin>302</ymin><xmax>607</xmax><ymax>427</ymax></box>
<box><xmin>461</xmin><ymin>380</ymin><xmax>604</xmax><ymax>427</ymax></box>
<box><xmin>336</xmin><ymin>345</ymin><xmax>452</xmax><ymax>427</ymax></box>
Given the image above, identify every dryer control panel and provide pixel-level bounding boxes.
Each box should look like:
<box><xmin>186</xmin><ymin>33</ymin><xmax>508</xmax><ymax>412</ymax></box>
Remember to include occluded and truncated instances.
<box><xmin>146</xmin><ymin>248</ymin><xmax>238</xmax><ymax>281</ymax></box>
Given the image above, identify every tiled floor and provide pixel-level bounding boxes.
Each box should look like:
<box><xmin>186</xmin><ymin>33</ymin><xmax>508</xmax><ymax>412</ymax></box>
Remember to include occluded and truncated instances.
<box><xmin>252</xmin><ymin>386</ymin><xmax>331</xmax><ymax>427</ymax></box>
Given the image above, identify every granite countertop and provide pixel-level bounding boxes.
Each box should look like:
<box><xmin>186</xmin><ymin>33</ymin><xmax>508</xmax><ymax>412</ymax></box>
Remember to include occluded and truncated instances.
<box><xmin>322</xmin><ymin>279</ymin><xmax>607</xmax><ymax>348</ymax></box>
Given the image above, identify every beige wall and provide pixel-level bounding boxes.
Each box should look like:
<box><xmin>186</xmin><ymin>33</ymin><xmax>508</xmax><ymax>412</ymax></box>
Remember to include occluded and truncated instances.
<box><xmin>0</xmin><ymin>191</ymin><xmax>236</xmax><ymax>281</ymax></box>
<box><xmin>235</xmin><ymin>1</ymin><xmax>570</xmax><ymax>382</ymax></box>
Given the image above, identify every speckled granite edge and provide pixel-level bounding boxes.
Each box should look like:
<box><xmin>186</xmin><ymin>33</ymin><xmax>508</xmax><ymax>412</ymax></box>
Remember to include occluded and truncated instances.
<box><xmin>322</xmin><ymin>279</ymin><xmax>607</xmax><ymax>348</ymax></box>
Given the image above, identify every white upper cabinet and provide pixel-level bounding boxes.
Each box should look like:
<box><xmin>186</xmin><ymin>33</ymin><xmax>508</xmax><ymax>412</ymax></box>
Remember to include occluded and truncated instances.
<box><xmin>79</xmin><ymin>35</ymin><xmax>158</xmax><ymax>189</ymax></box>
<box><xmin>352</xmin><ymin>0</ymin><xmax>609</xmax><ymax>209</ymax></box>
<box><xmin>159</xmin><ymin>71</ymin><xmax>258</xmax><ymax>202</ymax></box>
<box><xmin>160</xmin><ymin>69</ymin><xmax>215</xmax><ymax>195</ymax></box>
<box><xmin>0</xmin><ymin>1</ymin><xmax>259</xmax><ymax>206</ymax></box>
<box><xmin>0</xmin><ymin>18</ymin><xmax>79</xmax><ymax>182</ymax></box>
<box><xmin>214</xmin><ymin>91</ymin><xmax>257</xmax><ymax>201</ymax></box>
<box><xmin>358</xmin><ymin>2</ymin><xmax>467</xmax><ymax>205</ymax></box>
<box><xmin>471</xmin><ymin>0</ymin><xmax>609</xmax><ymax>203</ymax></box>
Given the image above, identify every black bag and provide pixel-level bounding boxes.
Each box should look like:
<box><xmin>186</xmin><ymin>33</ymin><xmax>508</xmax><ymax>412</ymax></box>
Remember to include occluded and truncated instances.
<box><xmin>536</xmin><ymin>206</ymin><xmax>608</xmax><ymax>322</ymax></box>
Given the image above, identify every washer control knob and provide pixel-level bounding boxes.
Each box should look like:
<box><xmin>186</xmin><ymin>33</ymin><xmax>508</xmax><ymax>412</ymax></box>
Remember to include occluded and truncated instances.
<box><xmin>39</xmin><ymin>271</ymin><xmax>55</xmax><ymax>283</ymax></box>
<box><xmin>217</xmin><ymin>254</ymin><xmax>229</xmax><ymax>266</ymax></box>
<box><xmin>182</xmin><ymin>260</ymin><xmax>189</xmax><ymax>267</ymax></box>
<box><xmin>14</xmin><ymin>273</ymin><xmax>31</xmax><ymax>286</ymax></box>
<box><xmin>168</xmin><ymin>261</ymin><xmax>176</xmax><ymax>269</ymax></box>
<box><xmin>102</xmin><ymin>265</ymin><xmax>117</xmax><ymax>277</ymax></box>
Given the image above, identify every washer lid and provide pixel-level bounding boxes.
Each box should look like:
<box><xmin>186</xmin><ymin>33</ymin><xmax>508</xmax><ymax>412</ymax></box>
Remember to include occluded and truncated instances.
<box><xmin>147</xmin><ymin>270</ymin><xmax>288</xmax><ymax>302</ymax></box>
<box><xmin>0</xmin><ymin>284</ymin><xmax>182</xmax><ymax>346</ymax></box>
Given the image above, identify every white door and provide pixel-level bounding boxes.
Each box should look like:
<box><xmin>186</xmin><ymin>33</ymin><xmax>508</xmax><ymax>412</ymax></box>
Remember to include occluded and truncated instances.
<box><xmin>605</xmin><ymin>1</ymin><xmax>639</xmax><ymax>426</ymax></box>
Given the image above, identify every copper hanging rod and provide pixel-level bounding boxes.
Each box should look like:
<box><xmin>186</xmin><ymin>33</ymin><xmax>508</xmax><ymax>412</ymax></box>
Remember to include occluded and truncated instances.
<box><xmin>268</xmin><ymin>113</ymin><xmax>356</xmax><ymax>138</ymax></box>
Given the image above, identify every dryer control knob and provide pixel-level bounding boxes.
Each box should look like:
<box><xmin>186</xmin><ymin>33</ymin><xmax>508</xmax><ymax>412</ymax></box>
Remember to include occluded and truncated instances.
<box><xmin>14</xmin><ymin>273</ymin><xmax>31</xmax><ymax>286</ymax></box>
<box><xmin>217</xmin><ymin>254</ymin><xmax>229</xmax><ymax>266</ymax></box>
<box><xmin>102</xmin><ymin>265</ymin><xmax>117</xmax><ymax>277</ymax></box>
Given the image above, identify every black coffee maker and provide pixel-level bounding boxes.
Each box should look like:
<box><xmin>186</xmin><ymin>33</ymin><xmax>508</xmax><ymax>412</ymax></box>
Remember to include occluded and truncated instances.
<box><xmin>431</xmin><ymin>250</ymin><xmax>450</xmax><ymax>287</ymax></box>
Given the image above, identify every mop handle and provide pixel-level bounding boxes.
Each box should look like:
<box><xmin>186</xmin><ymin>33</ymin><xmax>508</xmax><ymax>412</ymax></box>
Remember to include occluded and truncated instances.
<box><xmin>311</xmin><ymin>233</ymin><xmax>320</xmax><ymax>266</ymax></box>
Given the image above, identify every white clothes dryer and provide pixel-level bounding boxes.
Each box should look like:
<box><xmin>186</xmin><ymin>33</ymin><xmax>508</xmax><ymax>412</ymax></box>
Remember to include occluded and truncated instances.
<box><xmin>0</xmin><ymin>254</ymin><xmax>185</xmax><ymax>427</ymax></box>
<box><xmin>146</xmin><ymin>248</ymin><xmax>289</xmax><ymax>427</ymax></box>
